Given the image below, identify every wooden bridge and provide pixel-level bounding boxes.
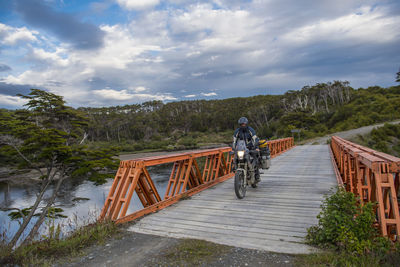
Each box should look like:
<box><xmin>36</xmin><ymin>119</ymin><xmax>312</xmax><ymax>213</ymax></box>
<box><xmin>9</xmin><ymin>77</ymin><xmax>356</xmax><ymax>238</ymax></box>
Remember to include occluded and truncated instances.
<box><xmin>100</xmin><ymin>137</ymin><xmax>400</xmax><ymax>254</ymax></box>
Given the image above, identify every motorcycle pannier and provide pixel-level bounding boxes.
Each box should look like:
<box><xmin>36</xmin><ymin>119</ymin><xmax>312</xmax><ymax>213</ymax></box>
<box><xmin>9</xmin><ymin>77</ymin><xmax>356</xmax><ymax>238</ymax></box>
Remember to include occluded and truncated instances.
<box><xmin>259</xmin><ymin>139</ymin><xmax>268</xmax><ymax>148</ymax></box>
<box><xmin>261</xmin><ymin>155</ymin><xmax>271</xmax><ymax>169</ymax></box>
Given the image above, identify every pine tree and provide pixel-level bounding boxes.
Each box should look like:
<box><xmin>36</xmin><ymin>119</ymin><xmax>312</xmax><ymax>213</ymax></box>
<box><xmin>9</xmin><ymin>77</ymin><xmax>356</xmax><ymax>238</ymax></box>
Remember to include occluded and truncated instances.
<box><xmin>0</xmin><ymin>89</ymin><xmax>118</xmax><ymax>249</ymax></box>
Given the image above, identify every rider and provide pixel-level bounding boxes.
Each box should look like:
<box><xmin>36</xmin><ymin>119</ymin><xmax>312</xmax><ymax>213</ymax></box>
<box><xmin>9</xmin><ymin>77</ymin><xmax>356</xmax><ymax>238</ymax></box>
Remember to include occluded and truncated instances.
<box><xmin>233</xmin><ymin>117</ymin><xmax>261</xmax><ymax>181</ymax></box>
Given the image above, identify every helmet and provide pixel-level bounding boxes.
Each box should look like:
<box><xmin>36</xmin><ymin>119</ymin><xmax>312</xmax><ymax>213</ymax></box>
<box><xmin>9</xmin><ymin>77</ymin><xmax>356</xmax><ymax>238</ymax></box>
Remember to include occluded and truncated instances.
<box><xmin>238</xmin><ymin>117</ymin><xmax>248</xmax><ymax>126</ymax></box>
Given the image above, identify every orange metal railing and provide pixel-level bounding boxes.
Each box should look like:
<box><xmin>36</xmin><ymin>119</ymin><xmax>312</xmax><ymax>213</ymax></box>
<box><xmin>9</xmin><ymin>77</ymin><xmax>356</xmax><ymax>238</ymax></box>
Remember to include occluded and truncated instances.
<box><xmin>330</xmin><ymin>136</ymin><xmax>400</xmax><ymax>240</ymax></box>
<box><xmin>100</xmin><ymin>137</ymin><xmax>294</xmax><ymax>224</ymax></box>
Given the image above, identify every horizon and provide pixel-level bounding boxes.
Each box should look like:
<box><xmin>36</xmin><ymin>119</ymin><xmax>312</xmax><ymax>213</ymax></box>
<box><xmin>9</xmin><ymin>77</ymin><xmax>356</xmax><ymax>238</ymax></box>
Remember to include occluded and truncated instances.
<box><xmin>1</xmin><ymin>0</ymin><xmax>399</xmax><ymax>109</ymax></box>
<box><xmin>3</xmin><ymin>80</ymin><xmax>397</xmax><ymax>110</ymax></box>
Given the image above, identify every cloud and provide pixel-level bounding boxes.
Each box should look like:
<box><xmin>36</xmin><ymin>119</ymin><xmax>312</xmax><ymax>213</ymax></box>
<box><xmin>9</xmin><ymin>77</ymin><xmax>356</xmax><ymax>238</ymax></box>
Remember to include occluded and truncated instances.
<box><xmin>0</xmin><ymin>23</ymin><xmax>38</xmax><ymax>45</ymax></box>
<box><xmin>134</xmin><ymin>86</ymin><xmax>147</xmax><ymax>92</ymax></box>
<box><xmin>0</xmin><ymin>93</ymin><xmax>28</xmax><ymax>108</ymax></box>
<box><xmin>28</xmin><ymin>48</ymin><xmax>69</xmax><ymax>67</ymax></box>
<box><xmin>90</xmin><ymin>1</ymin><xmax>112</xmax><ymax>13</ymax></box>
<box><xmin>0</xmin><ymin>82</ymin><xmax>34</xmax><ymax>96</ymax></box>
<box><xmin>1</xmin><ymin>0</ymin><xmax>399</xmax><ymax>109</ymax></box>
<box><xmin>116</xmin><ymin>0</ymin><xmax>160</xmax><ymax>10</ymax></box>
<box><xmin>281</xmin><ymin>6</ymin><xmax>400</xmax><ymax>45</ymax></box>
<box><xmin>14</xmin><ymin>0</ymin><xmax>105</xmax><ymax>49</ymax></box>
<box><xmin>93</xmin><ymin>88</ymin><xmax>177</xmax><ymax>102</ymax></box>
<box><xmin>0</xmin><ymin>64</ymin><xmax>12</xmax><ymax>72</ymax></box>
<box><xmin>169</xmin><ymin>3</ymin><xmax>264</xmax><ymax>51</ymax></box>
<box><xmin>201</xmin><ymin>92</ymin><xmax>217</xmax><ymax>96</ymax></box>
<box><xmin>191</xmin><ymin>72</ymin><xmax>205</xmax><ymax>77</ymax></box>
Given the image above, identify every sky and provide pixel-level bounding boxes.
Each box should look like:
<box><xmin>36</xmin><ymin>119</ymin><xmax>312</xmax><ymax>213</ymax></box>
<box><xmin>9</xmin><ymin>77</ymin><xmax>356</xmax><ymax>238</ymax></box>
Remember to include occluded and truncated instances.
<box><xmin>0</xmin><ymin>0</ymin><xmax>399</xmax><ymax>108</ymax></box>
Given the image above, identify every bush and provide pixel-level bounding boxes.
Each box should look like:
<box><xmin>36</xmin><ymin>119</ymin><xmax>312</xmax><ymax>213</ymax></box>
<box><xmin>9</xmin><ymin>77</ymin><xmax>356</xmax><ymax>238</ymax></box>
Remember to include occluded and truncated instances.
<box><xmin>306</xmin><ymin>188</ymin><xmax>390</xmax><ymax>255</ymax></box>
<box><xmin>177</xmin><ymin>137</ymin><xmax>198</xmax><ymax>148</ymax></box>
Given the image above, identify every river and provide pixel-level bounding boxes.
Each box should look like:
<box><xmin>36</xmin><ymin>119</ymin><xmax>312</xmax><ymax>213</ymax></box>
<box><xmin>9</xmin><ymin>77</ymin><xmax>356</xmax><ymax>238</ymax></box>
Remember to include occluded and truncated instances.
<box><xmin>0</xmin><ymin>164</ymin><xmax>172</xmax><ymax>243</ymax></box>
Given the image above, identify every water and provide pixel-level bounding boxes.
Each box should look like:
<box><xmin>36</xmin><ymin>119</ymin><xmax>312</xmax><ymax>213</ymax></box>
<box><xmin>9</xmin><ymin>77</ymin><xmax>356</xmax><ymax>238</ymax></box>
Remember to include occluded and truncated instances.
<box><xmin>0</xmin><ymin>164</ymin><xmax>172</xmax><ymax>243</ymax></box>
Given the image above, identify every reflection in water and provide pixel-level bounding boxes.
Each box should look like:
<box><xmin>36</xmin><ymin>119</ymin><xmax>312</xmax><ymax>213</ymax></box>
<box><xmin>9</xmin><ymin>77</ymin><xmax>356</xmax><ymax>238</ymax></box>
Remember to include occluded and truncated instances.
<box><xmin>0</xmin><ymin>164</ymin><xmax>172</xmax><ymax>242</ymax></box>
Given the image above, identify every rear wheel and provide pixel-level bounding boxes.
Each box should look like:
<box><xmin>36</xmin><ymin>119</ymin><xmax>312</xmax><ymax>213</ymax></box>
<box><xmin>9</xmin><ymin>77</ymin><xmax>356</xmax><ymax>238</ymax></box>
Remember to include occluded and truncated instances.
<box><xmin>234</xmin><ymin>170</ymin><xmax>246</xmax><ymax>199</ymax></box>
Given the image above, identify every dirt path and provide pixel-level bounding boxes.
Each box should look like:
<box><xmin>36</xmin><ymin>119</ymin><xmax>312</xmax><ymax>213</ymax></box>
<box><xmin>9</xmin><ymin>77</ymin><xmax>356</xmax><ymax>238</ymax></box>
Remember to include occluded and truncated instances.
<box><xmin>303</xmin><ymin>120</ymin><xmax>400</xmax><ymax>145</ymax></box>
<box><xmin>58</xmin><ymin>229</ymin><xmax>295</xmax><ymax>267</ymax></box>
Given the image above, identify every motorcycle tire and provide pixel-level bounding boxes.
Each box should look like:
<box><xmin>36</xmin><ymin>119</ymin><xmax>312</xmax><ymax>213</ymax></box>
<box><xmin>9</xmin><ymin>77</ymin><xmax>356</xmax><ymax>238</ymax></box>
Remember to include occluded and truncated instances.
<box><xmin>251</xmin><ymin>183</ymin><xmax>257</xmax><ymax>188</ymax></box>
<box><xmin>234</xmin><ymin>170</ymin><xmax>246</xmax><ymax>199</ymax></box>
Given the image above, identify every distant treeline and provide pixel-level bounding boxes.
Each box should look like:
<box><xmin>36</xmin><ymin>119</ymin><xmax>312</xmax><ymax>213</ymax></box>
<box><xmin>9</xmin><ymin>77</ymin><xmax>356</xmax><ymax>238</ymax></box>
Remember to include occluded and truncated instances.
<box><xmin>76</xmin><ymin>81</ymin><xmax>400</xmax><ymax>143</ymax></box>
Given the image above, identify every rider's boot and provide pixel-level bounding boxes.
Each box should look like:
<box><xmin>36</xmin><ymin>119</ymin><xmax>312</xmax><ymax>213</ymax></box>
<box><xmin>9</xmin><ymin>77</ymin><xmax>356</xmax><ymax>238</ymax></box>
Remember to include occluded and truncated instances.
<box><xmin>255</xmin><ymin>168</ymin><xmax>261</xmax><ymax>182</ymax></box>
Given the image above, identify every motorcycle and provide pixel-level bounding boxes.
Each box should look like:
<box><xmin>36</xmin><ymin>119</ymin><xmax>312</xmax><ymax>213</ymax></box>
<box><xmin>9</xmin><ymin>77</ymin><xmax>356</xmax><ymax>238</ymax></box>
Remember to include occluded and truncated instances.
<box><xmin>233</xmin><ymin>140</ymin><xmax>261</xmax><ymax>199</ymax></box>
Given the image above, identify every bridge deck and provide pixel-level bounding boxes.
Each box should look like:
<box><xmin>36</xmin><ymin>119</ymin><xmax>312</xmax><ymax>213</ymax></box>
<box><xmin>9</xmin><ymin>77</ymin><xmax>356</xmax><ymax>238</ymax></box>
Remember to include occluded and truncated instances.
<box><xmin>128</xmin><ymin>145</ymin><xmax>338</xmax><ymax>254</ymax></box>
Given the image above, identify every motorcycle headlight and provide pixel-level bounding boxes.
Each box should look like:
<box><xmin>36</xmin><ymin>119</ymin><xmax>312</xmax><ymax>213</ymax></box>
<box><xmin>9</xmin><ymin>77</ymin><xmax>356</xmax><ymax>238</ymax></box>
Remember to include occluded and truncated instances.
<box><xmin>237</xmin><ymin>150</ymin><xmax>245</xmax><ymax>160</ymax></box>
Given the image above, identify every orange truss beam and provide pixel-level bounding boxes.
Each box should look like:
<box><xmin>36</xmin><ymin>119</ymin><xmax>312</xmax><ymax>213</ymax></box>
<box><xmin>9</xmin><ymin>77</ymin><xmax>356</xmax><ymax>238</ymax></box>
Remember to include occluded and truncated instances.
<box><xmin>100</xmin><ymin>137</ymin><xmax>294</xmax><ymax>224</ymax></box>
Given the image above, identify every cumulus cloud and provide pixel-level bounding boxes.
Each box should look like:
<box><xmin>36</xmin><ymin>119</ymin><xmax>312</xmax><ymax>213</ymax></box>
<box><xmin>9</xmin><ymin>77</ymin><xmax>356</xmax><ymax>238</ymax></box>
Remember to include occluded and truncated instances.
<box><xmin>169</xmin><ymin>3</ymin><xmax>264</xmax><ymax>52</ymax></box>
<box><xmin>28</xmin><ymin>48</ymin><xmax>69</xmax><ymax>67</ymax></box>
<box><xmin>0</xmin><ymin>93</ymin><xmax>28</xmax><ymax>108</ymax></box>
<box><xmin>116</xmin><ymin>0</ymin><xmax>160</xmax><ymax>10</ymax></box>
<box><xmin>184</xmin><ymin>94</ymin><xmax>196</xmax><ymax>98</ymax></box>
<box><xmin>134</xmin><ymin>86</ymin><xmax>147</xmax><ymax>92</ymax></box>
<box><xmin>93</xmin><ymin>88</ymin><xmax>177</xmax><ymax>103</ymax></box>
<box><xmin>14</xmin><ymin>0</ymin><xmax>105</xmax><ymax>49</ymax></box>
<box><xmin>201</xmin><ymin>92</ymin><xmax>217</xmax><ymax>96</ymax></box>
<box><xmin>281</xmin><ymin>6</ymin><xmax>400</xmax><ymax>45</ymax></box>
<box><xmin>0</xmin><ymin>23</ymin><xmax>38</xmax><ymax>45</ymax></box>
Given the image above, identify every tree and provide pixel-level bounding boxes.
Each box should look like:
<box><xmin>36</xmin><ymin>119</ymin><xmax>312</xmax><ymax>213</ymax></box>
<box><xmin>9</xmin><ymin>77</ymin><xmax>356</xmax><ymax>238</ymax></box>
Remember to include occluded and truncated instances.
<box><xmin>0</xmin><ymin>89</ymin><xmax>118</xmax><ymax>249</ymax></box>
<box><xmin>396</xmin><ymin>68</ymin><xmax>400</xmax><ymax>83</ymax></box>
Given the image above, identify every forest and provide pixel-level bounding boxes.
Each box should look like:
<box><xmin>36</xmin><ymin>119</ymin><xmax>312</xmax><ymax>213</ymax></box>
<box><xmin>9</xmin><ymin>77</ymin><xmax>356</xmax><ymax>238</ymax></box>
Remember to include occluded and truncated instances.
<box><xmin>77</xmin><ymin>81</ymin><xmax>400</xmax><ymax>151</ymax></box>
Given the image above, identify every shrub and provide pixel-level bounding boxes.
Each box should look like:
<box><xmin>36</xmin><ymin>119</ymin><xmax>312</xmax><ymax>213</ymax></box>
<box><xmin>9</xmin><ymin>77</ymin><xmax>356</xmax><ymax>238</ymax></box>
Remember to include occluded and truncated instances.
<box><xmin>306</xmin><ymin>187</ymin><xmax>390</xmax><ymax>255</ymax></box>
<box><xmin>177</xmin><ymin>137</ymin><xmax>198</xmax><ymax>148</ymax></box>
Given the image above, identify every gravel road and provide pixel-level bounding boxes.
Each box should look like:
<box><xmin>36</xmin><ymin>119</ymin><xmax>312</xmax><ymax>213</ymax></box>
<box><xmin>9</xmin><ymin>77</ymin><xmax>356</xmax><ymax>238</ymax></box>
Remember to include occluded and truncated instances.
<box><xmin>304</xmin><ymin>120</ymin><xmax>400</xmax><ymax>145</ymax></box>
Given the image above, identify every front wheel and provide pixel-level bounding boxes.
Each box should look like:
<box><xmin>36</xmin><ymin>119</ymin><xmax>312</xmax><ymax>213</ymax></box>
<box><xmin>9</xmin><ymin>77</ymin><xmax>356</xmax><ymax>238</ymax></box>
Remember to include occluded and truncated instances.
<box><xmin>234</xmin><ymin>170</ymin><xmax>246</xmax><ymax>199</ymax></box>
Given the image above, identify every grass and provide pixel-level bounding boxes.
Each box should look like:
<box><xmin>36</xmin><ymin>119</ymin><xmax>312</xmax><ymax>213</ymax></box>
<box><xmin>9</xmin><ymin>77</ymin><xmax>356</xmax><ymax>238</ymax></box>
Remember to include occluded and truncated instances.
<box><xmin>295</xmin><ymin>249</ymin><xmax>400</xmax><ymax>267</ymax></box>
<box><xmin>87</xmin><ymin>130</ymin><xmax>232</xmax><ymax>155</ymax></box>
<box><xmin>161</xmin><ymin>239</ymin><xmax>230</xmax><ymax>266</ymax></box>
<box><xmin>0</xmin><ymin>220</ymin><xmax>119</xmax><ymax>266</ymax></box>
<box><xmin>118</xmin><ymin>147</ymin><xmax>166</xmax><ymax>154</ymax></box>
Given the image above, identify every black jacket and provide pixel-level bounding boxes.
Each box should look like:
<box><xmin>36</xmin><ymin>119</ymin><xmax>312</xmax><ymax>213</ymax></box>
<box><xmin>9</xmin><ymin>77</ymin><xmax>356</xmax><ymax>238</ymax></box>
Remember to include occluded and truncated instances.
<box><xmin>233</xmin><ymin>126</ymin><xmax>259</xmax><ymax>149</ymax></box>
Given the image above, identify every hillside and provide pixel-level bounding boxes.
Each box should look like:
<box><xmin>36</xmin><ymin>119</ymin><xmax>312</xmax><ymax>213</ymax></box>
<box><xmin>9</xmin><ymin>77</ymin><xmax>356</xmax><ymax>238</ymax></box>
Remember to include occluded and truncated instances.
<box><xmin>349</xmin><ymin>122</ymin><xmax>400</xmax><ymax>157</ymax></box>
<box><xmin>77</xmin><ymin>81</ymin><xmax>400</xmax><ymax>150</ymax></box>
<box><xmin>304</xmin><ymin>120</ymin><xmax>400</xmax><ymax>145</ymax></box>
